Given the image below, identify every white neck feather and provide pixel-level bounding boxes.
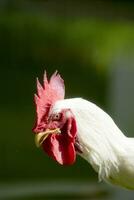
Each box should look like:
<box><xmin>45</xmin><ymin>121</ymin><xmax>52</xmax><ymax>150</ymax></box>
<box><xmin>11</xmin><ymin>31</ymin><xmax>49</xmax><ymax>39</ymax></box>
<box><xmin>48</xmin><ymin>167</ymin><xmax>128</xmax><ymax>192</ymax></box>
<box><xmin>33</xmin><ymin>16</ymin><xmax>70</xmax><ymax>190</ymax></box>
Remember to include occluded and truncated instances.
<box><xmin>72</xmin><ymin>99</ymin><xmax>125</xmax><ymax>179</ymax></box>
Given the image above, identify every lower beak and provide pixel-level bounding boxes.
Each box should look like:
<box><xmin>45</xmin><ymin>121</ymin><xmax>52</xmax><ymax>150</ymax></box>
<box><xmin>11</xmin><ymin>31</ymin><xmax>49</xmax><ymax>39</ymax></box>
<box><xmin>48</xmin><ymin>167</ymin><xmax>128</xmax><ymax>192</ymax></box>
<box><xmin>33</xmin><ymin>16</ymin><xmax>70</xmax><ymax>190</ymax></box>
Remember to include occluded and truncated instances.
<box><xmin>35</xmin><ymin>128</ymin><xmax>61</xmax><ymax>147</ymax></box>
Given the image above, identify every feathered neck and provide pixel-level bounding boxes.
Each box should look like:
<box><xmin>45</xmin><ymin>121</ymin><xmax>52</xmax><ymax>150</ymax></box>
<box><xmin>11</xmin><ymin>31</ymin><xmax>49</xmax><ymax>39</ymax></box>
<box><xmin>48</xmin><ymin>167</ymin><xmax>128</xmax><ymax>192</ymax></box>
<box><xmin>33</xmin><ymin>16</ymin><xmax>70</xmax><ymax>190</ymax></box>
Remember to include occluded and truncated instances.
<box><xmin>71</xmin><ymin>99</ymin><xmax>124</xmax><ymax>180</ymax></box>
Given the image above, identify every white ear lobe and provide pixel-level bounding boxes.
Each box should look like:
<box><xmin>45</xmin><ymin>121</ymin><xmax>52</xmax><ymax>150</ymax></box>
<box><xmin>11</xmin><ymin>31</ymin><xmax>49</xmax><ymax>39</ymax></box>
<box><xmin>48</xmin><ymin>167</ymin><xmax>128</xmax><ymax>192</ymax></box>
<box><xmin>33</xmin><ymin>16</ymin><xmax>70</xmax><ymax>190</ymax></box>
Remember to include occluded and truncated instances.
<box><xmin>65</xmin><ymin>110</ymin><xmax>72</xmax><ymax>118</ymax></box>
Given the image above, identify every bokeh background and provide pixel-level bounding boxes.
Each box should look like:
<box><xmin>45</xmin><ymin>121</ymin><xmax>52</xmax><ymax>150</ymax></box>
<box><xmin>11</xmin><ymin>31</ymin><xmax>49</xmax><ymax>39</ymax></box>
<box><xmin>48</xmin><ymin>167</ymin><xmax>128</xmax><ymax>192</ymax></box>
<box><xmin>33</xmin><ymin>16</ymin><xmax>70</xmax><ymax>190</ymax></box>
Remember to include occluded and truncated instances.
<box><xmin>0</xmin><ymin>0</ymin><xmax>134</xmax><ymax>199</ymax></box>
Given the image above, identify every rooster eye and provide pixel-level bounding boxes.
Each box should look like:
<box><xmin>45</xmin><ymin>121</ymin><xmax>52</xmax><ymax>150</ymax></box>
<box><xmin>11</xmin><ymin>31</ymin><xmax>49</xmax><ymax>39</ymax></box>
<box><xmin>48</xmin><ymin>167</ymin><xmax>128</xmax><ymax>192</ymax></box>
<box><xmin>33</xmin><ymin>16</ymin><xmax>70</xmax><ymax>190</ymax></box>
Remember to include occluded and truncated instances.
<box><xmin>52</xmin><ymin>113</ymin><xmax>61</xmax><ymax>121</ymax></box>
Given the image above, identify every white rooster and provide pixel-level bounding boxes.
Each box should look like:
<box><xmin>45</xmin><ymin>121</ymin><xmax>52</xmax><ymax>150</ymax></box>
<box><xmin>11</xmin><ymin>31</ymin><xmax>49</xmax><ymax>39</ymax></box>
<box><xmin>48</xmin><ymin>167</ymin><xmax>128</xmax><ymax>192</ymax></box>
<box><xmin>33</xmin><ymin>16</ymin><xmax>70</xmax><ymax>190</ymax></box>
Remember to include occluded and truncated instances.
<box><xmin>33</xmin><ymin>71</ymin><xmax>134</xmax><ymax>190</ymax></box>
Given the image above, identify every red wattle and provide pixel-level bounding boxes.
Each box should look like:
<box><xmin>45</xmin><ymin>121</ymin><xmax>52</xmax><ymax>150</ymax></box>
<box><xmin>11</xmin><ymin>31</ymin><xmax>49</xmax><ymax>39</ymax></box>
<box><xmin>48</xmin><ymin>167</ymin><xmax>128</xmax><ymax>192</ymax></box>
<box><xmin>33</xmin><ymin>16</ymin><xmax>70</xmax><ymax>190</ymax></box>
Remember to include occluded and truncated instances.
<box><xmin>42</xmin><ymin>134</ymin><xmax>76</xmax><ymax>165</ymax></box>
<box><xmin>42</xmin><ymin>115</ymin><xmax>77</xmax><ymax>165</ymax></box>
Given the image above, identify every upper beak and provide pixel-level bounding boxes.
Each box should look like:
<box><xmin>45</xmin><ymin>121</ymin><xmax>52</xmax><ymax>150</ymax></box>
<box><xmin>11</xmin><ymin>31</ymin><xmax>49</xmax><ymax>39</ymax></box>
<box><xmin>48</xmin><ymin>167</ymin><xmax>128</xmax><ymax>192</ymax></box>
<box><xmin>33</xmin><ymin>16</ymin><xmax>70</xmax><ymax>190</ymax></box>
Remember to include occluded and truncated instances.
<box><xmin>35</xmin><ymin>128</ymin><xmax>61</xmax><ymax>147</ymax></box>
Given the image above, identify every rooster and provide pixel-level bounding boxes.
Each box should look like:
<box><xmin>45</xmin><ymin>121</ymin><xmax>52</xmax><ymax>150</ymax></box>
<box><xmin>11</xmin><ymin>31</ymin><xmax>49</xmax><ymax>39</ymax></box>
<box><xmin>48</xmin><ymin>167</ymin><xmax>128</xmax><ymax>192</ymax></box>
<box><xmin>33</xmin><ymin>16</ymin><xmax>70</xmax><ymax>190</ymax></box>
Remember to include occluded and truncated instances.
<box><xmin>33</xmin><ymin>71</ymin><xmax>134</xmax><ymax>190</ymax></box>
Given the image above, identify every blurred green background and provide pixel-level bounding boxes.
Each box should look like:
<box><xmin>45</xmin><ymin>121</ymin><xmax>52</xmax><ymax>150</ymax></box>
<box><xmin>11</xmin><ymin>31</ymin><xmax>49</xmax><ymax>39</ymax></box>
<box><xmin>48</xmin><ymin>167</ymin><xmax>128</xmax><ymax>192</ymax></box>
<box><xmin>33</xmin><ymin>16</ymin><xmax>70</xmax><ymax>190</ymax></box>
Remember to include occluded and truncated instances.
<box><xmin>0</xmin><ymin>0</ymin><xmax>134</xmax><ymax>199</ymax></box>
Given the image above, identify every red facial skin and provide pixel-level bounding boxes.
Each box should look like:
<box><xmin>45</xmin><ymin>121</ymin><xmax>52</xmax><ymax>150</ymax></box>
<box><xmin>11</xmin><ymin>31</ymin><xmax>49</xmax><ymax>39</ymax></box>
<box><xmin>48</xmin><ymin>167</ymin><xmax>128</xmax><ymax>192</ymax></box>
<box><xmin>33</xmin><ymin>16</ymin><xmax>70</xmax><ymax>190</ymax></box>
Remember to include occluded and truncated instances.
<box><xmin>34</xmin><ymin>109</ymin><xmax>77</xmax><ymax>165</ymax></box>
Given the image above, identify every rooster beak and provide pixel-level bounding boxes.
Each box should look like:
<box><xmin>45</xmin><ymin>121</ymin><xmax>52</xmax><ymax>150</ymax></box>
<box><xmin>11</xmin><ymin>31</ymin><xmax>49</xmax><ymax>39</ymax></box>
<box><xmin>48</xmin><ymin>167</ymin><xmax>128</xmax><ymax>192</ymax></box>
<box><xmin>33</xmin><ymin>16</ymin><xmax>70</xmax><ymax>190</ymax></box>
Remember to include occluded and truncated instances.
<box><xmin>35</xmin><ymin>128</ymin><xmax>61</xmax><ymax>147</ymax></box>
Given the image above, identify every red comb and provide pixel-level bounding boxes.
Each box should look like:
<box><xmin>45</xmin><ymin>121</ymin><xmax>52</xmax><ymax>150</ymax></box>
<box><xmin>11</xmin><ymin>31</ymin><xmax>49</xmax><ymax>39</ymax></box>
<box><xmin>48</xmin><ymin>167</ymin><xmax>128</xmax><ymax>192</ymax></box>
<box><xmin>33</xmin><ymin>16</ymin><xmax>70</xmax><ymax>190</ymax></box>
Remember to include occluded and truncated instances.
<box><xmin>33</xmin><ymin>71</ymin><xmax>65</xmax><ymax>131</ymax></box>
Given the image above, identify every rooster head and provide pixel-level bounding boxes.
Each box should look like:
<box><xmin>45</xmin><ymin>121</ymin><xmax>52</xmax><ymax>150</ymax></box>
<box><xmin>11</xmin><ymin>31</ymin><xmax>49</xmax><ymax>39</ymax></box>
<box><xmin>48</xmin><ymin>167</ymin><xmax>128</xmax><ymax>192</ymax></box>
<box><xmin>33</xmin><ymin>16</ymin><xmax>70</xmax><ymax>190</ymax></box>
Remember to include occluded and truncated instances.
<box><xmin>32</xmin><ymin>71</ymin><xmax>77</xmax><ymax>165</ymax></box>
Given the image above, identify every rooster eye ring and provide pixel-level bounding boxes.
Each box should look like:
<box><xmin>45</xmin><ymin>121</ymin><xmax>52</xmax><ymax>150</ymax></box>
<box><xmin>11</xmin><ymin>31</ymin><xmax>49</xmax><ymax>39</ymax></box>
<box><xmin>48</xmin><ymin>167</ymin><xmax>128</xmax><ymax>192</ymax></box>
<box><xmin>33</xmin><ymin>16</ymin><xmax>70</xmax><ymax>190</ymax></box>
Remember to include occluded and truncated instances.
<box><xmin>52</xmin><ymin>113</ymin><xmax>61</xmax><ymax>121</ymax></box>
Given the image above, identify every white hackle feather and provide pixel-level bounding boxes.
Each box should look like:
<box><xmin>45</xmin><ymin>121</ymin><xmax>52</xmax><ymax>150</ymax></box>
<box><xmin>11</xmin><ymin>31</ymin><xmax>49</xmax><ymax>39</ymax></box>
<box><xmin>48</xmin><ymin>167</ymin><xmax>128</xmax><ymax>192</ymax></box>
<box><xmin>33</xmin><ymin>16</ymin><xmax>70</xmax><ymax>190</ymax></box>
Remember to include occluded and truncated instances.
<box><xmin>51</xmin><ymin>98</ymin><xmax>134</xmax><ymax>189</ymax></box>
